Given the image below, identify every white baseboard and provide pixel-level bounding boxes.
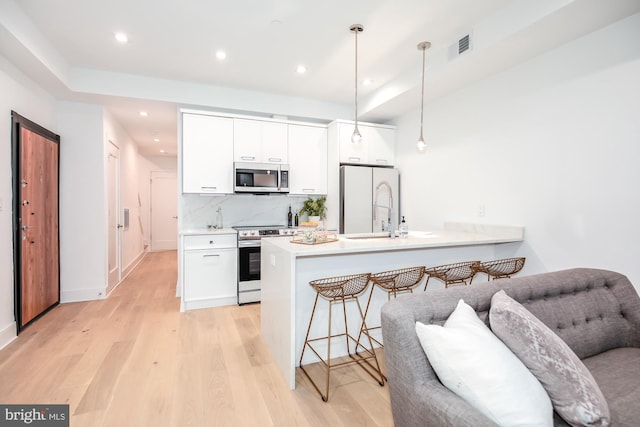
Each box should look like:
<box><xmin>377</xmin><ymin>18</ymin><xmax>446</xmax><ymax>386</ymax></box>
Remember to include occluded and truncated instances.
<box><xmin>106</xmin><ymin>250</ymin><xmax>148</xmax><ymax>296</ymax></box>
<box><xmin>182</xmin><ymin>295</ymin><xmax>237</xmax><ymax>311</ymax></box>
<box><xmin>122</xmin><ymin>250</ymin><xmax>147</xmax><ymax>280</ymax></box>
<box><xmin>0</xmin><ymin>322</ymin><xmax>17</xmax><ymax>350</ymax></box>
<box><xmin>61</xmin><ymin>287</ymin><xmax>107</xmax><ymax>303</ymax></box>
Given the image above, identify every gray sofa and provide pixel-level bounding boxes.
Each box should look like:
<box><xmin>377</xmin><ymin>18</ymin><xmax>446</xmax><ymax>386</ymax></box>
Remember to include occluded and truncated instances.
<box><xmin>380</xmin><ymin>268</ymin><xmax>640</xmax><ymax>426</ymax></box>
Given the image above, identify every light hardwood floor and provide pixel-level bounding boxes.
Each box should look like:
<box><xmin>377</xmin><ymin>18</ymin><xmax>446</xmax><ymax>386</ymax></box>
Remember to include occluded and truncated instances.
<box><xmin>0</xmin><ymin>251</ymin><xmax>393</xmax><ymax>426</ymax></box>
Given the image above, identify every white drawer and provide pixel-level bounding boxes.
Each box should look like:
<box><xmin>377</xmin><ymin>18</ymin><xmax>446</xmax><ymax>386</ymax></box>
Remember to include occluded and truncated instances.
<box><xmin>183</xmin><ymin>234</ymin><xmax>237</xmax><ymax>250</ymax></box>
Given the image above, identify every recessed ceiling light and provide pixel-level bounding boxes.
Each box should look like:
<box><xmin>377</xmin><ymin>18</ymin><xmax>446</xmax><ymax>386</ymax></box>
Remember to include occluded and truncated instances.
<box><xmin>114</xmin><ymin>32</ymin><xmax>128</xmax><ymax>43</ymax></box>
<box><xmin>153</xmin><ymin>138</ymin><xmax>160</xmax><ymax>142</ymax></box>
<box><xmin>160</xmin><ymin>149</ymin><xmax>166</xmax><ymax>154</ymax></box>
<box><xmin>296</xmin><ymin>65</ymin><xmax>307</xmax><ymax>74</ymax></box>
<box><xmin>216</xmin><ymin>50</ymin><xmax>227</xmax><ymax>60</ymax></box>
<box><xmin>362</xmin><ymin>78</ymin><xmax>373</xmax><ymax>86</ymax></box>
<box><xmin>139</xmin><ymin>111</ymin><xmax>148</xmax><ymax>117</ymax></box>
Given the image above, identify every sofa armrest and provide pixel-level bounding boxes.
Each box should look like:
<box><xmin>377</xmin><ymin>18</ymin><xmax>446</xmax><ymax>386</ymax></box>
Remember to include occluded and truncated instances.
<box><xmin>391</xmin><ymin>380</ymin><xmax>499</xmax><ymax>427</ymax></box>
<box><xmin>381</xmin><ymin>297</ymin><xmax>498</xmax><ymax>427</ymax></box>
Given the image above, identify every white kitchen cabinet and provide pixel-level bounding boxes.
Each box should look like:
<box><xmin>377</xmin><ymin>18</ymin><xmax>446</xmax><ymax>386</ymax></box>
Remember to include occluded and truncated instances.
<box><xmin>182</xmin><ymin>233</ymin><xmax>237</xmax><ymax>310</ymax></box>
<box><xmin>367</xmin><ymin>126</ymin><xmax>395</xmax><ymax>166</ymax></box>
<box><xmin>288</xmin><ymin>124</ymin><xmax>328</xmax><ymax>195</ymax></box>
<box><xmin>331</xmin><ymin>120</ymin><xmax>395</xmax><ymax>166</ymax></box>
<box><xmin>182</xmin><ymin>113</ymin><xmax>234</xmax><ymax>194</ymax></box>
<box><xmin>234</xmin><ymin>118</ymin><xmax>288</xmax><ymax>163</ymax></box>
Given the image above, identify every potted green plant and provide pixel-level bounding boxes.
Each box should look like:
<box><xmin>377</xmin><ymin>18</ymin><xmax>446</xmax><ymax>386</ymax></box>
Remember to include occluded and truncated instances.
<box><xmin>299</xmin><ymin>196</ymin><xmax>327</xmax><ymax>222</ymax></box>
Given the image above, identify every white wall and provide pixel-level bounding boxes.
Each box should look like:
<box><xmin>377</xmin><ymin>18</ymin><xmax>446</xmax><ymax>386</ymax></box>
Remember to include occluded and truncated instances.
<box><xmin>138</xmin><ymin>155</ymin><xmax>177</xmax><ymax>249</ymax></box>
<box><xmin>104</xmin><ymin>112</ymin><xmax>146</xmax><ymax>274</ymax></box>
<box><xmin>57</xmin><ymin>101</ymin><xmax>107</xmax><ymax>302</ymax></box>
<box><xmin>0</xmin><ymin>54</ymin><xmax>58</xmax><ymax>348</ymax></box>
<box><xmin>394</xmin><ymin>13</ymin><xmax>640</xmax><ymax>288</ymax></box>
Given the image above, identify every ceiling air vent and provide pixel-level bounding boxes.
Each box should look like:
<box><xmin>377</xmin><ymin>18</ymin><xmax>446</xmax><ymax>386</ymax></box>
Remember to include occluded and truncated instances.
<box><xmin>448</xmin><ymin>32</ymin><xmax>473</xmax><ymax>60</ymax></box>
<box><xmin>458</xmin><ymin>34</ymin><xmax>471</xmax><ymax>54</ymax></box>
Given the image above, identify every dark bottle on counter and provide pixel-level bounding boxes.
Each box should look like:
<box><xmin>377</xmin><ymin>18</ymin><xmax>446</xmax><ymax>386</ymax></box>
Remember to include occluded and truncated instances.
<box><xmin>294</xmin><ymin>210</ymin><xmax>299</xmax><ymax>227</ymax></box>
<box><xmin>287</xmin><ymin>205</ymin><xmax>293</xmax><ymax>227</ymax></box>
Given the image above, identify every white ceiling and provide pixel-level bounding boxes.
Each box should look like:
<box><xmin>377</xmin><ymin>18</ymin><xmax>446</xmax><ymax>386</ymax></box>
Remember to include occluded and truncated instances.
<box><xmin>3</xmin><ymin>0</ymin><xmax>640</xmax><ymax>157</ymax></box>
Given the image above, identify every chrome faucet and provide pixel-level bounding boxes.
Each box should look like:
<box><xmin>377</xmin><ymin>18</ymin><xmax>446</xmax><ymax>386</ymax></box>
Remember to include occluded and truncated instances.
<box><xmin>373</xmin><ymin>181</ymin><xmax>395</xmax><ymax>238</ymax></box>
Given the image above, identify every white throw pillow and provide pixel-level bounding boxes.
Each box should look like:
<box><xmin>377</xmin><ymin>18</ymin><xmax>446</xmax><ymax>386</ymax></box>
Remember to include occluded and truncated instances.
<box><xmin>415</xmin><ymin>299</ymin><xmax>553</xmax><ymax>427</ymax></box>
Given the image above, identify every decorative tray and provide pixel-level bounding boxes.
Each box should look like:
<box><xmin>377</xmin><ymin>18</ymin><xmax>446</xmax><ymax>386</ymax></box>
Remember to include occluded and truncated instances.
<box><xmin>290</xmin><ymin>232</ymin><xmax>339</xmax><ymax>245</ymax></box>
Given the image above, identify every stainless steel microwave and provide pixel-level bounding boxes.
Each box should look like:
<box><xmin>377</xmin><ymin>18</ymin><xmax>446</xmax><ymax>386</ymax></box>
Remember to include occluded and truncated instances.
<box><xmin>234</xmin><ymin>162</ymin><xmax>289</xmax><ymax>194</ymax></box>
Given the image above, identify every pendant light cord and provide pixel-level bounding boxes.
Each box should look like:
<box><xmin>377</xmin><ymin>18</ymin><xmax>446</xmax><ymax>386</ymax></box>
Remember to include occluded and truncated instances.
<box><xmin>354</xmin><ymin>26</ymin><xmax>359</xmax><ymax>129</ymax></box>
<box><xmin>350</xmin><ymin>25</ymin><xmax>363</xmax><ymax>142</ymax></box>
<box><xmin>419</xmin><ymin>45</ymin><xmax>426</xmax><ymax>141</ymax></box>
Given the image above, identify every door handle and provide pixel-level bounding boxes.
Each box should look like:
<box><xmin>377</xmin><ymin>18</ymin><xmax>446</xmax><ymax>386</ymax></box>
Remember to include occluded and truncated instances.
<box><xmin>21</xmin><ymin>225</ymin><xmax>30</xmax><ymax>230</ymax></box>
<box><xmin>172</xmin><ymin>216</ymin><xmax>178</xmax><ymax>219</ymax></box>
<box><xmin>117</xmin><ymin>224</ymin><xmax>124</xmax><ymax>229</ymax></box>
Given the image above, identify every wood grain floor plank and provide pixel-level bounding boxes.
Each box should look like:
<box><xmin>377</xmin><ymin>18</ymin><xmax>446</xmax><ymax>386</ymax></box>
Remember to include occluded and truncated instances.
<box><xmin>74</xmin><ymin>340</ymin><xmax>135</xmax><ymax>414</ymax></box>
<box><xmin>0</xmin><ymin>251</ymin><xmax>393</xmax><ymax>426</ymax></box>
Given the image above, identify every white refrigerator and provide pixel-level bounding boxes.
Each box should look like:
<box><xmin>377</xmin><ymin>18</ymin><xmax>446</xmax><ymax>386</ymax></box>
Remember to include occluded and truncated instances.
<box><xmin>339</xmin><ymin>165</ymin><xmax>400</xmax><ymax>234</ymax></box>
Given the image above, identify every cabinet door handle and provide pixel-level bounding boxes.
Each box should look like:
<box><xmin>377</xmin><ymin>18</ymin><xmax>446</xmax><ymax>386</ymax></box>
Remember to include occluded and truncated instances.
<box><xmin>240</xmin><ymin>156</ymin><xmax>256</xmax><ymax>161</ymax></box>
<box><xmin>348</xmin><ymin>157</ymin><xmax>361</xmax><ymax>162</ymax></box>
<box><xmin>268</xmin><ymin>157</ymin><xmax>282</xmax><ymax>162</ymax></box>
<box><xmin>201</xmin><ymin>186</ymin><xmax>217</xmax><ymax>190</ymax></box>
<box><xmin>203</xmin><ymin>254</ymin><xmax>220</xmax><ymax>258</ymax></box>
<box><xmin>302</xmin><ymin>188</ymin><xmax>315</xmax><ymax>192</ymax></box>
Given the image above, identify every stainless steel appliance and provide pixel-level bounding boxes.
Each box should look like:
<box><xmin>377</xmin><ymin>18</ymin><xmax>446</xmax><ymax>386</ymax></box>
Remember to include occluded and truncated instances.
<box><xmin>234</xmin><ymin>225</ymin><xmax>297</xmax><ymax>304</ymax></box>
<box><xmin>340</xmin><ymin>165</ymin><xmax>400</xmax><ymax>234</ymax></box>
<box><xmin>234</xmin><ymin>162</ymin><xmax>289</xmax><ymax>194</ymax></box>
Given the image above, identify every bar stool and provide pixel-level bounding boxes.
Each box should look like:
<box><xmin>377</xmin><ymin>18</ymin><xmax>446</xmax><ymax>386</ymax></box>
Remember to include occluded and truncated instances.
<box><xmin>424</xmin><ymin>260</ymin><xmax>480</xmax><ymax>290</ymax></box>
<box><xmin>475</xmin><ymin>257</ymin><xmax>526</xmax><ymax>281</ymax></box>
<box><xmin>299</xmin><ymin>273</ymin><xmax>385</xmax><ymax>402</ymax></box>
<box><xmin>361</xmin><ymin>266</ymin><xmax>426</xmax><ymax>348</ymax></box>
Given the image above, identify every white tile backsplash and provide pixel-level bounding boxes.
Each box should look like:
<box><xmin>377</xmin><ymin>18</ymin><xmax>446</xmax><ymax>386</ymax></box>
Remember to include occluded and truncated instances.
<box><xmin>180</xmin><ymin>194</ymin><xmax>312</xmax><ymax>229</ymax></box>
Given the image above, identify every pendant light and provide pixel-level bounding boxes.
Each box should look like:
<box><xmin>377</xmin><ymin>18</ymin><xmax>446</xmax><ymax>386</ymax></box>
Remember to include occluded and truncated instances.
<box><xmin>416</xmin><ymin>41</ymin><xmax>431</xmax><ymax>152</ymax></box>
<box><xmin>350</xmin><ymin>24</ymin><xmax>363</xmax><ymax>143</ymax></box>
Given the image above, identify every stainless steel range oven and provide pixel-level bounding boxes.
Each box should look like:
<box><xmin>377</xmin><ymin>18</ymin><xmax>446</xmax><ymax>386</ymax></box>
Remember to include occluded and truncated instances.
<box><xmin>234</xmin><ymin>225</ymin><xmax>296</xmax><ymax>305</ymax></box>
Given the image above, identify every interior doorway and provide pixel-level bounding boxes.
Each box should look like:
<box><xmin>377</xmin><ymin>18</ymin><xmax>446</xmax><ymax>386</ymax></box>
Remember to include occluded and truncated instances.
<box><xmin>11</xmin><ymin>112</ymin><xmax>60</xmax><ymax>332</ymax></box>
<box><xmin>107</xmin><ymin>142</ymin><xmax>121</xmax><ymax>291</ymax></box>
<box><xmin>150</xmin><ymin>171</ymin><xmax>177</xmax><ymax>251</ymax></box>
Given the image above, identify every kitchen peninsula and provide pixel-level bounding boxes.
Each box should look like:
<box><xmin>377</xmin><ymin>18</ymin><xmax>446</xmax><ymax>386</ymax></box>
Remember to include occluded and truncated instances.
<box><xmin>260</xmin><ymin>222</ymin><xmax>524</xmax><ymax>389</ymax></box>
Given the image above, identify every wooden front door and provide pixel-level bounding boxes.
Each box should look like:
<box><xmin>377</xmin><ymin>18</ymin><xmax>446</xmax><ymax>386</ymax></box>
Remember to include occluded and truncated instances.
<box><xmin>12</xmin><ymin>112</ymin><xmax>60</xmax><ymax>331</ymax></box>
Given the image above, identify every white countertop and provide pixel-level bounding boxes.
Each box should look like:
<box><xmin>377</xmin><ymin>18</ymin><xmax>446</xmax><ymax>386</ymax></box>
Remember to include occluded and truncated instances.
<box><xmin>260</xmin><ymin>221</ymin><xmax>524</xmax><ymax>389</ymax></box>
<box><xmin>261</xmin><ymin>222</ymin><xmax>524</xmax><ymax>257</ymax></box>
<box><xmin>180</xmin><ymin>228</ymin><xmax>237</xmax><ymax>236</ymax></box>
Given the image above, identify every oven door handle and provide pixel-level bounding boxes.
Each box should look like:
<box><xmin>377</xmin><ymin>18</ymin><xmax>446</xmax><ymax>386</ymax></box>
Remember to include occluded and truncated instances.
<box><xmin>238</xmin><ymin>240</ymin><xmax>261</xmax><ymax>248</ymax></box>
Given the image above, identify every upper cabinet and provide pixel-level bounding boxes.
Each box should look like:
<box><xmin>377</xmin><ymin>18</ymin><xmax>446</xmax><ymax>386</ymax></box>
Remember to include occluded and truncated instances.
<box><xmin>288</xmin><ymin>124</ymin><xmax>328</xmax><ymax>195</ymax></box>
<box><xmin>234</xmin><ymin>118</ymin><xmax>288</xmax><ymax>164</ymax></box>
<box><xmin>182</xmin><ymin>113</ymin><xmax>234</xmax><ymax>194</ymax></box>
<box><xmin>330</xmin><ymin>120</ymin><xmax>396</xmax><ymax>166</ymax></box>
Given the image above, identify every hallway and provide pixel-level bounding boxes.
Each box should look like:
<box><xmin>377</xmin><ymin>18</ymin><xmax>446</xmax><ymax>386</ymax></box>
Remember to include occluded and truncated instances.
<box><xmin>0</xmin><ymin>251</ymin><xmax>391</xmax><ymax>426</ymax></box>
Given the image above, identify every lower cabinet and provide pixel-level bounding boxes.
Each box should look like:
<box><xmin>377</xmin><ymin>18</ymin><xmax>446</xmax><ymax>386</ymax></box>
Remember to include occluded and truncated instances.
<box><xmin>182</xmin><ymin>234</ymin><xmax>237</xmax><ymax>310</ymax></box>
